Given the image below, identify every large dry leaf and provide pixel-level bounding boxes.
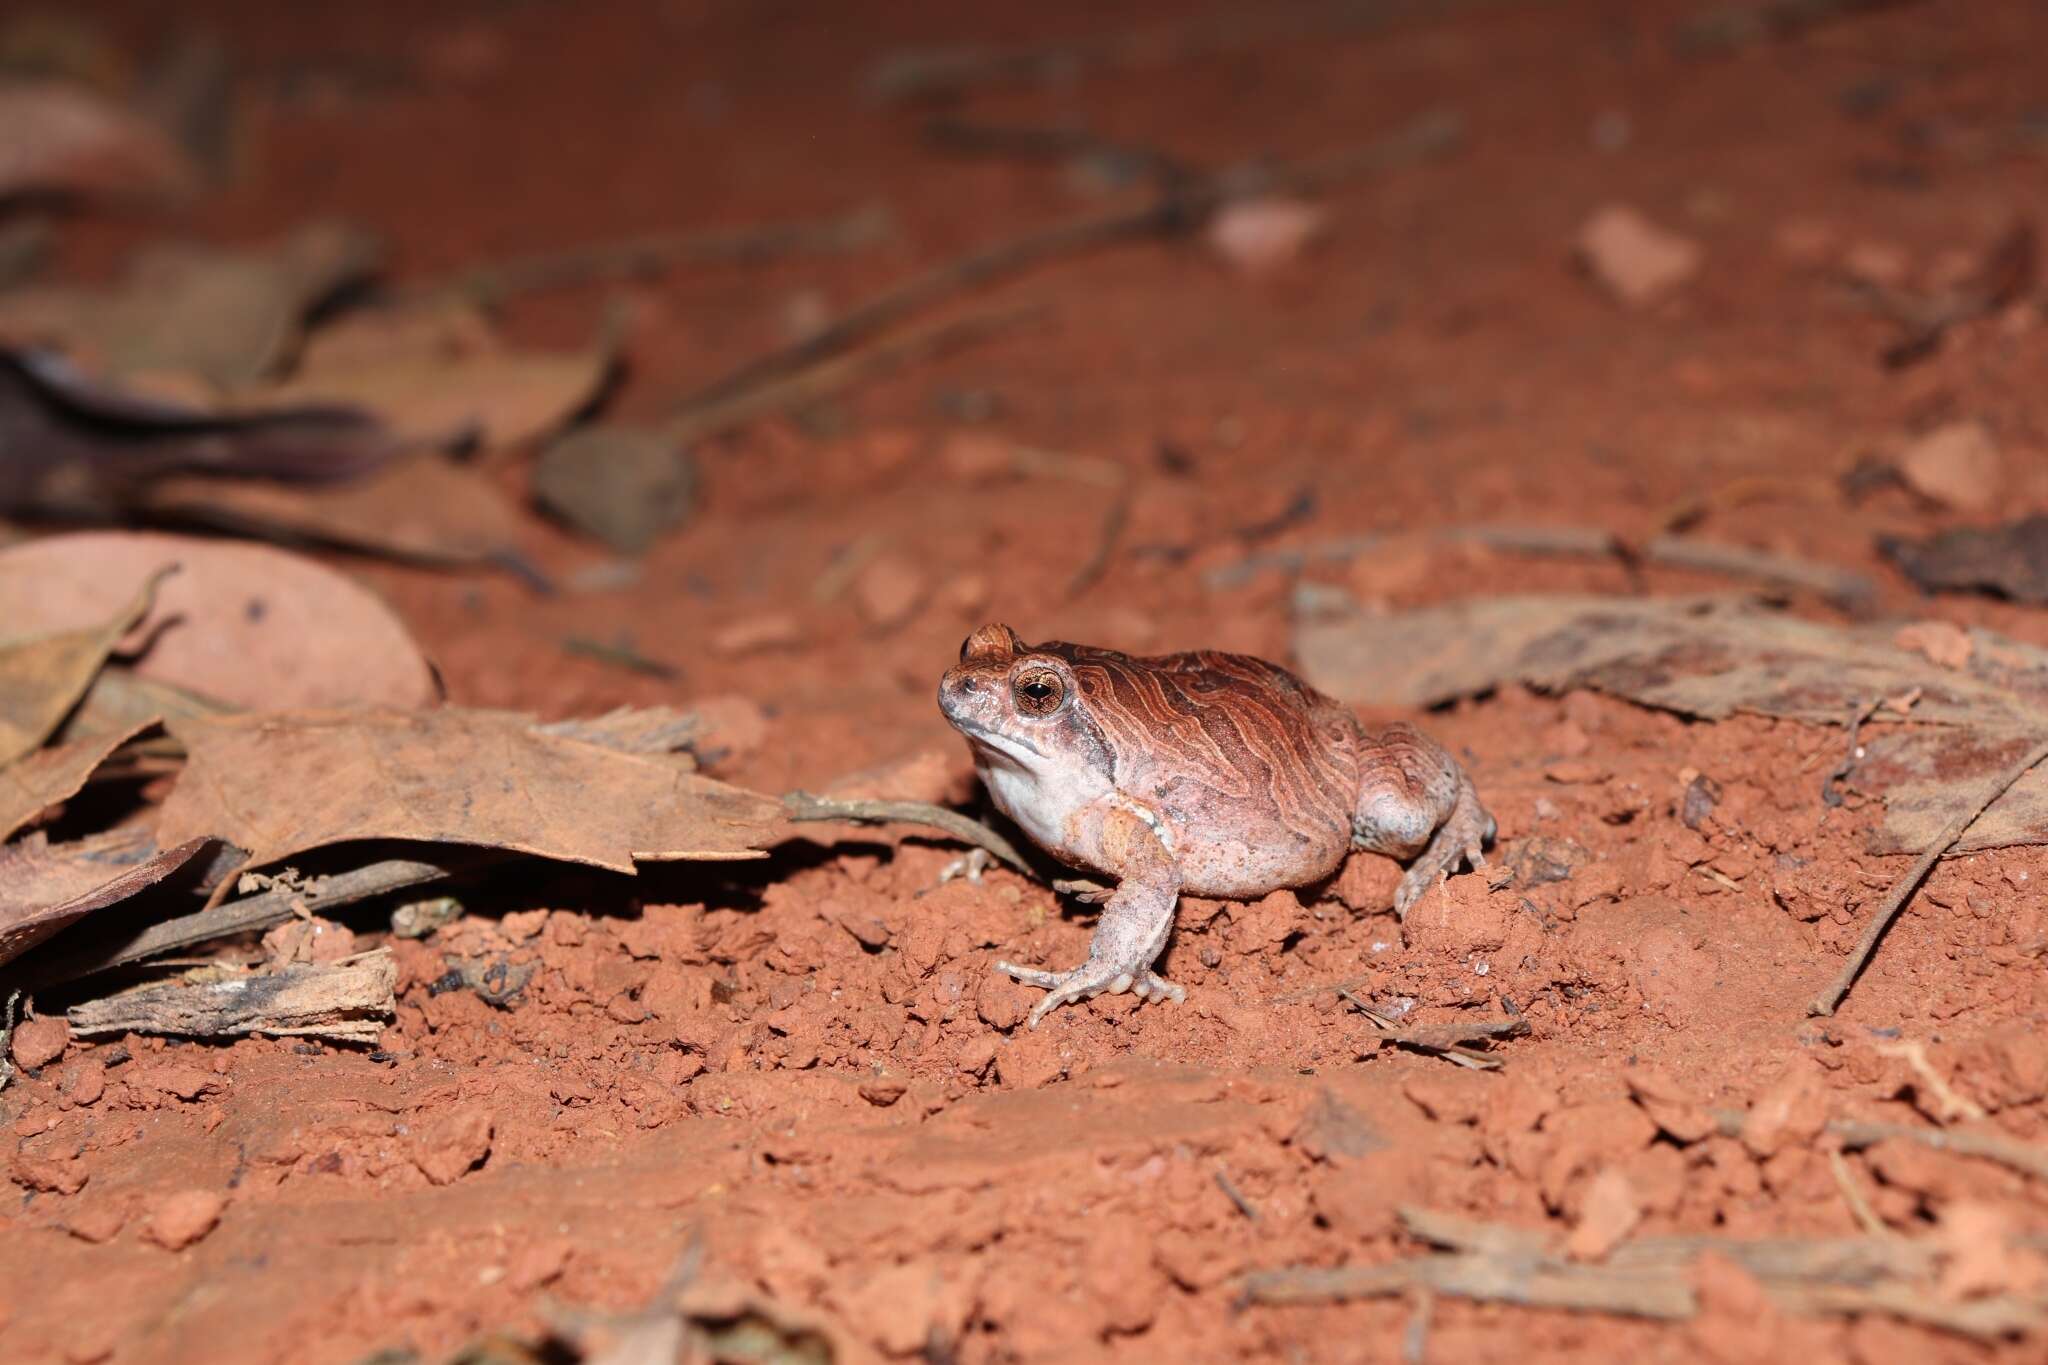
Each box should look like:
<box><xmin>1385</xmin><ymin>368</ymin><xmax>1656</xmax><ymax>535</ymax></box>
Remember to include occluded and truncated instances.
<box><xmin>0</xmin><ymin>717</ymin><xmax>153</xmax><ymax>842</ymax></box>
<box><xmin>0</xmin><ymin>79</ymin><xmax>197</xmax><ymax>203</ymax></box>
<box><xmin>54</xmin><ymin>667</ymin><xmax>232</xmax><ymax>746</ymax></box>
<box><xmin>0</xmin><ymin>532</ymin><xmax>436</xmax><ymax>710</ymax></box>
<box><xmin>68</xmin><ymin>949</ymin><xmax>397</xmax><ymax>1043</ymax></box>
<box><xmin>0</xmin><ymin>220</ymin><xmax>380</xmax><ymax>391</ymax></box>
<box><xmin>140</xmin><ymin>452</ymin><xmax>528</xmax><ymax>569</ymax></box>
<box><xmin>0</xmin><ymin>827</ymin><xmax>209</xmax><ymax>966</ymax></box>
<box><xmin>1861</xmin><ymin>729</ymin><xmax>2048</xmax><ymax>855</ymax></box>
<box><xmin>0</xmin><ymin>348</ymin><xmax>399</xmax><ymax>517</ymax></box>
<box><xmin>1294</xmin><ymin>594</ymin><xmax>2048</xmax><ymax>727</ymax></box>
<box><xmin>241</xmin><ymin>302</ymin><xmax>610</xmax><ymax>453</ymax></box>
<box><xmin>0</xmin><ymin>565</ymin><xmax>166</xmax><ymax>767</ymax></box>
<box><xmin>155</xmin><ymin>708</ymin><xmax>784</xmax><ymax>876</ymax></box>
<box><xmin>1296</xmin><ymin>594</ymin><xmax>2048</xmax><ymax>855</ymax></box>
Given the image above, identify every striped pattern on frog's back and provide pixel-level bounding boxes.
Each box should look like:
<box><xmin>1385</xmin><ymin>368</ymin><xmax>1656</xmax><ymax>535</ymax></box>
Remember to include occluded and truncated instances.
<box><xmin>1031</xmin><ymin>639</ymin><xmax>1362</xmax><ymax>838</ymax></box>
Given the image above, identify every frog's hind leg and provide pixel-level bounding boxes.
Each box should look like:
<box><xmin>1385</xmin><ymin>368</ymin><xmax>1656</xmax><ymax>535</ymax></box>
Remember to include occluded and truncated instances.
<box><xmin>995</xmin><ymin>805</ymin><xmax>1185</xmax><ymax>1027</ymax></box>
<box><xmin>1352</xmin><ymin>722</ymin><xmax>1496</xmax><ymax>919</ymax></box>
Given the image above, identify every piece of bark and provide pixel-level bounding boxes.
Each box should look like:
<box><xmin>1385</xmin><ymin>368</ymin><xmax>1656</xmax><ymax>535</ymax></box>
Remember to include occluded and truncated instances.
<box><xmin>67</xmin><ymin>948</ymin><xmax>398</xmax><ymax>1043</ymax></box>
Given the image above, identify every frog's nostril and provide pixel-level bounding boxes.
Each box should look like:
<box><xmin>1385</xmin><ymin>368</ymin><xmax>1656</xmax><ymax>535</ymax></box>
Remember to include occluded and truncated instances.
<box><xmin>958</xmin><ymin>677</ymin><xmax>978</xmax><ymax>694</ymax></box>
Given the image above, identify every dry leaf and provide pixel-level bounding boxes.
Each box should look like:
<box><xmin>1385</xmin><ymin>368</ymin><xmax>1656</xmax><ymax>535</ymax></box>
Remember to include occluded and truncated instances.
<box><xmin>54</xmin><ymin>667</ymin><xmax>231</xmax><ymax>746</ymax></box>
<box><xmin>1298</xmin><ymin>593</ymin><xmax>2048</xmax><ymax>855</ymax></box>
<box><xmin>155</xmin><ymin>708</ymin><xmax>784</xmax><ymax>877</ymax></box>
<box><xmin>0</xmin><ymin>348</ymin><xmax>399</xmax><ymax>518</ymax></box>
<box><xmin>67</xmin><ymin>948</ymin><xmax>397</xmax><ymax>1043</ymax></box>
<box><xmin>0</xmin><ymin>827</ymin><xmax>209</xmax><ymax>966</ymax></box>
<box><xmin>1881</xmin><ymin>516</ymin><xmax>2048</xmax><ymax>604</ymax></box>
<box><xmin>0</xmin><ymin>718</ymin><xmax>153</xmax><ymax>842</ymax></box>
<box><xmin>243</xmin><ymin>302</ymin><xmax>610</xmax><ymax>453</ymax></box>
<box><xmin>0</xmin><ymin>564</ymin><xmax>167</xmax><ymax>767</ymax></box>
<box><xmin>531</xmin><ymin>425</ymin><xmax>695</xmax><ymax>555</ymax></box>
<box><xmin>1295</xmin><ymin>593</ymin><xmax>2048</xmax><ymax>727</ymax></box>
<box><xmin>142</xmin><ymin>452</ymin><xmax>529</xmax><ymax>569</ymax></box>
<box><xmin>0</xmin><ymin>79</ymin><xmax>198</xmax><ymax>203</ymax></box>
<box><xmin>0</xmin><ymin>531</ymin><xmax>436</xmax><ymax>710</ymax></box>
<box><xmin>0</xmin><ymin>220</ymin><xmax>381</xmax><ymax>392</ymax></box>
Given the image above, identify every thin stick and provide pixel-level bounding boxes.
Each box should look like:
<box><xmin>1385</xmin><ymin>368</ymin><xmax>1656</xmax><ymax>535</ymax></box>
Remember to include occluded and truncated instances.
<box><xmin>407</xmin><ymin>204</ymin><xmax>890</xmax><ymax>307</ymax></box>
<box><xmin>1828</xmin><ymin>1149</ymin><xmax>1888</xmax><ymax>1238</ymax></box>
<box><xmin>666</xmin><ymin>110</ymin><xmax>1462</xmax><ymax>423</ymax></box>
<box><xmin>781</xmin><ymin>792</ymin><xmax>1032</xmax><ymax>875</ymax></box>
<box><xmin>1820</xmin><ymin>697</ymin><xmax>1883</xmax><ymax>809</ymax></box>
<box><xmin>1642</xmin><ymin>535</ymin><xmax>1876</xmax><ymax>610</ymax></box>
<box><xmin>0</xmin><ymin>989</ymin><xmax>18</xmax><ymax>1092</ymax></box>
<box><xmin>1696</xmin><ymin>1108</ymin><xmax>2048</xmax><ymax>1185</ymax></box>
<box><xmin>1215</xmin><ymin>1166</ymin><xmax>1260</xmax><ymax>1221</ymax></box>
<box><xmin>1344</xmin><ymin>990</ymin><xmax>1528</xmax><ymax>1067</ymax></box>
<box><xmin>1809</xmin><ymin>737</ymin><xmax>2048</xmax><ymax>1016</ymax></box>
<box><xmin>1065</xmin><ymin>487</ymin><xmax>1130</xmax><ymax>599</ymax></box>
<box><xmin>663</xmin><ymin>305</ymin><xmax>1038</xmax><ymax>450</ymax></box>
<box><xmin>1828</xmin><ymin>1118</ymin><xmax>2048</xmax><ymax>1184</ymax></box>
<box><xmin>1401</xmin><ymin>1288</ymin><xmax>1435</xmax><ymax>1365</ymax></box>
<box><xmin>22</xmin><ymin>856</ymin><xmax>473</xmax><ymax>986</ymax></box>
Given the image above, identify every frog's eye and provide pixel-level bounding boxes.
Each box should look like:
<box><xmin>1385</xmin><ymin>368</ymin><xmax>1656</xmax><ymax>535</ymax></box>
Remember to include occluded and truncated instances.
<box><xmin>959</xmin><ymin>635</ymin><xmax>973</xmax><ymax>662</ymax></box>
<box><xmin>1013</xmin><ymin>669</ymin><xmax>1065</xmax><ymax>716</ymax></box>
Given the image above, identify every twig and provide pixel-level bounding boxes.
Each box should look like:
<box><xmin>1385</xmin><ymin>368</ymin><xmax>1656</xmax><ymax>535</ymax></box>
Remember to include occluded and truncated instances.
<box><xmin>407</xmin><ymin>204</ymin><xmax>891</xmax><ymax>307</ymax></box>
<box><xmin>0</xmin><ymin>989</ymin><xmax>18</xmax><ymax>1093</ymax></box>
<box><xmin>1828</xmin><ymin>1119</ymin><xmax>2048</xmax><ymax>1184</ymax></box>
<box><xmin>1066</xmin><ymin>487</ymin><xmax>1131</xmax><ymax>599</ymax></box>
<box><xmin>664</xmin><ymin>305</ymin><xmax>1039</xmax><ymax>450</ymax></box>
<box><xmin>865</xmin><ymin>0</ymin><xmax>1507</xmax><ymax>104</ymax></box>
<box><xmin>1873</xmin><ymin>1038</ymin><xmax>1986</xmax><ymax>1122</ymax></box>
<box><xmin>1344</xmin><ymin>991</ymin><xmax>1528</xmax><ymax>1067</ymax></box>
<box><xmin>666</xmin><ymin>110</ymin><xmax>1462</xmax><ymax>424</ymax></box>
<box><xmin>561</xmin><ymin>635</ymin><xmax>682</xmax><ymax>680</ymax></box>
<box><xmin>1809</xmin><ymin>737</ymin><xmax>2048</xmax><ymax>1016</ymax></box>
<box><xmin>1828</xmin><ymin>1149</ymin><xmax>1888</xmax><ymax>1238</ymax></box>
<box><xmin>1820</xmin><ymin>697</ymin><xmax>1883</xmax><ymax>809</ymax></box>
<box><xmin>21</xmin><ymin>856</ymin><xmax>474</xmax><ymax>987</ymax></box>
<box><xmin>1215</xmin><ymin>1166</ymin><xmax>1260</xmax><ymax>1221</ymax></box>
<box><xmin>1243</xmin><ymin>1207</ymin><xmax>2047</xmax><ymax>1339</ymax></box>
<box><xmin>1642</xmin><ymin>535</ymin><xmax>1876</xmax><ymax>611</ymax></box>
<box><xmin>1696</xmin><ymin>1108</ymin><xmax>2048</xmax><ymax>1184</ymax></box>
<box><xmin>781</xmin><ymin>792</ymin><xmax>1032</xmax><ymax>875</ymax></box>
<box><xmin>1239</xmin><ymin>1252</ymin><xmax>1696</xmax><ymax>1319</ymax></box>
<box><xmin>1402</xmin><ymin>1288</ymin><xmax>1436</xmax><ymax>1365</ymax></box>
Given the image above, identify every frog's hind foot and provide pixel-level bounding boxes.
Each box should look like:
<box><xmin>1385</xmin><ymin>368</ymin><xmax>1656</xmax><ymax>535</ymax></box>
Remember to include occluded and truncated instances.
<box><xmin>1392</xmin><ymin>784</ymin><xmax>1495</xmax><ymax>920</ymax></box>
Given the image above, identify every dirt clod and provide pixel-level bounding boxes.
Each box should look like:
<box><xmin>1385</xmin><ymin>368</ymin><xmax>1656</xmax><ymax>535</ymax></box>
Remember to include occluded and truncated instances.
<box><xmin>142</xmin><ymin>1189</ymin><xmax>225</xmax><ymax>1251</ymax></box>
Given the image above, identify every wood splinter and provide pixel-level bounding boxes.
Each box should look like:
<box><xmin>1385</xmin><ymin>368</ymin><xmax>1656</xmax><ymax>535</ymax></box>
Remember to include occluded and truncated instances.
<box><xmin>67</xmin><ymin>948</ymin><xmax>398</xmax><ymax>1044</ymax></box>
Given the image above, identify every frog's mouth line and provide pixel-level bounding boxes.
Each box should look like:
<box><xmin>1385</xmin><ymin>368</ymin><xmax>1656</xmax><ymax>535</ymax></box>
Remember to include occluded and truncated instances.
<box><xmin>949</xmin><ymin>718</ymin><xmax>1044</xmax><ymax>762</ymax></box>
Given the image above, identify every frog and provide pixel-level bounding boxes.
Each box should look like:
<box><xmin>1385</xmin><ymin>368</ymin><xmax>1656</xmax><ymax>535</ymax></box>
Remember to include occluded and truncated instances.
<box><xmin>938</xmin><ymin>623</ymin><xmax>1495</xmax><ymax>1027</ymax></box>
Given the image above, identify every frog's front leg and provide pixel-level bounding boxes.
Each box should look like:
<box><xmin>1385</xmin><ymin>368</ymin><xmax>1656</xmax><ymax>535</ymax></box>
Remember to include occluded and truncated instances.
<box><xmin>995</xmin><ymin>803</ymin><xmax>1184</xmax><ymax>1029</ymax></box>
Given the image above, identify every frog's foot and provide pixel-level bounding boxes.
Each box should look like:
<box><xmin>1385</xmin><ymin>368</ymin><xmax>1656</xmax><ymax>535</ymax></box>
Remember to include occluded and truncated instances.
<box><xmin>1393</xmin><ymin>786</ymin><xmax>1496</xmax><ymax>920</ymax></box>
<box><xmin>993</xmin><ymin>958</ymin><xmax>1184</xmax><ymax>1028</ymax></box>
<box><xmin>937</xmin><ymin>847</ymin><xmax>994</xmax><ymax>886</ymax></box>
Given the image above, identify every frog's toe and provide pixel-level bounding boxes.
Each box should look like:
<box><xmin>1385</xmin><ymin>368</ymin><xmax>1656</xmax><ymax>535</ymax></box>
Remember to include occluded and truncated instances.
<box><xmin>994</xmin><ymin>959</ymin><xmax>1067</xmax><ymax>990</ymax></box>
<box><xmin>1132</xmin><ymin>969</ymin><xmax>1186</xmax><ymax>1004</ymax></box>
<box><xmin>937</xmin><ymin>848</ymin><xmax>994</xmax><ymax>886</ymax></box>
